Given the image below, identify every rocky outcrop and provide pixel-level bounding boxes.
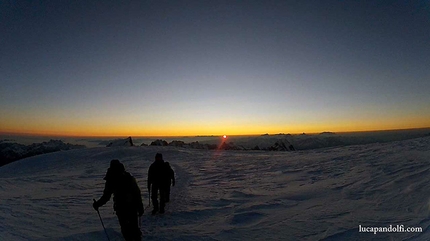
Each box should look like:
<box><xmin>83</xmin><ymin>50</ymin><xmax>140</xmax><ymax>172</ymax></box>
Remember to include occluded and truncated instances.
<box><xmin>266</xmin><ymin>140</ymin><xmax>295</xmax><ymax>151</ymax></box>
<box><xmin>319</xmin><ymin>132</ymin><xmax>336</xmax><ymax>136</ymax></box>
<box><xmin>168</xmin><ymin>140</ymin><xmax>186</xmax><ymax>147</ymax></box>
<box><xmin>252</xmin><ymin>145</ymin><xmax>260</xmax><ymax>150</ymax></box>
<box><xmin>150</xmin><ymin>139</ymin><xmax>168</xmax><ymax>146</ymax></box>
<box><xmin>142</xmin><ymin>138</ymin><xmax>295</xmax><ymax>151</ymax></box>
<box><xmin>189</xmin><ymin>141</ymin><xmax>218</xmax><ymax>150</ymax></box>
<box><xmin>219</xmin><ymin>142</ymin><xmax>243</xmax><ymax>150</ymax></box>
<box><xmin>106</xmin><ymin>137</ymin><xmax>134</xmax><ymax>147</ymax></box>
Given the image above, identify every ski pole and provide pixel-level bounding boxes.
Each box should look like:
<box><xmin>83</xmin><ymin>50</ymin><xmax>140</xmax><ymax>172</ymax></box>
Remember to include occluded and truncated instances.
<box><xmin>94</xmin><ymin>199</ymin><xmax>110</xmax><ymax>241</ymax></box>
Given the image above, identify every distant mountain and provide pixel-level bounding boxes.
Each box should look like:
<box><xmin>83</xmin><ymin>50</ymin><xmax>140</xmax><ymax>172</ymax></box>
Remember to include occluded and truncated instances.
<box><xmin>168</xmin><ymin>140</ymin><xmax>186</xmax><ymax>147</ymax></box>
<box><xmin>141</xmin><ymin>138</ymin><xmax>295</xmax><ymax>152</ymax></box>
<box><xmin>106</xmin><ymin>137</ymin><xmax>134</xmax><ymax>147</ymax></box>
<box><xmin>250</xmin><ymin>139</ymin><xmax>295</xmax><ymax>151</ymax></box>
<box><xmin>319</xmin><ymin>132</ymin><xmax>336</xmax><ymax>135</ymax></box>
<box><xmin>0</xmin><ymin>140</ymin><xmax>86</xmax><ymax>166</ymax></box>
<box><xmin>219</xmin><ymin>142</ymin><xmax>244</xmax><ymax>150</ymax></box>
<box><xmin>267</xmin><ymin>140</ymin><xmax>295</xmax><ymax>151</ymax></box>
<box><xmin>189</xmin><ymin>141</ymin><xmax>218</xmax><ymax>150</ymax></box>
<box><xmin>150</xmin><ymin>139</ymin><xmax>168</xmax><ymax>146</ymax></box>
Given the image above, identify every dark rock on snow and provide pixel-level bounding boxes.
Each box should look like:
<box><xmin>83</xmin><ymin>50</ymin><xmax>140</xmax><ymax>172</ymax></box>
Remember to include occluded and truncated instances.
<box><xmin>106</xmin><ymin>137</ymin><xmax>134</xmax><ymax>147</ymax></box>
<box><xmin>150</xmin><ymin>139</ymin><xmax>168</xmax><ymax>146</ymax></box>
<box><xmin>168</xmin><ymin>140</ymin><xmax>186</xmax><ymax>147</ymax></box>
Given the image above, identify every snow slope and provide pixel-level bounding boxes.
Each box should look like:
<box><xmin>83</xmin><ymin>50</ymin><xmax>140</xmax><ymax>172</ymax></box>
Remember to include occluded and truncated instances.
<box><xmin>0</xmin><ymin>137</ymin><xmax>429</xmax><ymax>240</ymax></box>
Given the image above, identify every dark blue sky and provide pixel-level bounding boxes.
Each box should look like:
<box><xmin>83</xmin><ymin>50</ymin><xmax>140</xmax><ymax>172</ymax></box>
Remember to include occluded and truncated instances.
<box><xmin>1</xmin><ymin>0</ymin><xmax>429</xmax><ymax>136</ymax></box>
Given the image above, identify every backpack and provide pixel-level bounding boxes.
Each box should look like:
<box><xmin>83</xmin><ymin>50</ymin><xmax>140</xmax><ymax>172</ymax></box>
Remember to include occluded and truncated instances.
<box><xmin>112</xmin><ymin>172</ymin><xmax>140</xmax><ymax>211</ymax></box>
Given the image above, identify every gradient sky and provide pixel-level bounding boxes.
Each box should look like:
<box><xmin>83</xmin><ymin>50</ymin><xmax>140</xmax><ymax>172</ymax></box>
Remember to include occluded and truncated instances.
<box><xmin>1</xmin><ymin>0</ymin><xmax>429</xmax><ymax>136</ymax></box>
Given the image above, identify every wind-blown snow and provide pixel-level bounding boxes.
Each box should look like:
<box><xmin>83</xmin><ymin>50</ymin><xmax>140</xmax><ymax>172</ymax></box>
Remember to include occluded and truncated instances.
<box><xmin>0</xmin><ymin>137</ymin><xmax>429</xmax><ymax>240</ymax></box>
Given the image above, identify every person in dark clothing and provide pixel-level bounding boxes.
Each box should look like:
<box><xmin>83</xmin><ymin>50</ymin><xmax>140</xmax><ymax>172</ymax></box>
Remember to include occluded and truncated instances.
<box><xmin>164</xmin><ymin>162</ymin><xmax>175</xmax><ymax>202</ymax></box>
<box><xmin>147</xmin><ymin>153</ymin><xmax>170</xmax><ymax>215</ymax></box>
<box><xmin>93</xmin><ymin>159</ymin><xmax>144</xmax><ymax>241</ymax></box>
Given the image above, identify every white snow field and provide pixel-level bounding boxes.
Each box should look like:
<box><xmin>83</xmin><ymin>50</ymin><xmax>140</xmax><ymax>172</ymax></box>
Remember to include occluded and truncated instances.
<box><xmin>0</xmin><ymin>137</ymin><xmax>429</xmax><ymax>241</ymax></box>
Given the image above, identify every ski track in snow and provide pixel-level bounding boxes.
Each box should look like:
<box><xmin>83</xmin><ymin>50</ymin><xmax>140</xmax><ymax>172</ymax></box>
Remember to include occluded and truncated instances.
<box><xmin>0</xmin><ymin>138</ymin><xmax>430</xmax><ymax>240</ymax></box>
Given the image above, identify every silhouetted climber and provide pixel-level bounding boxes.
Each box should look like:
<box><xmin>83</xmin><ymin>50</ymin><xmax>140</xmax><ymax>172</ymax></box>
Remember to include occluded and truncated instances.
<box><xmin>93</xmin><ymin>159</ymin><xmax>144</xmax><ymax>241</ymax></box>
<box><xmin>148</xmin><ymin>153</ymin><xmax>169</xmax><ymax>214</ymax></box>
<box><xmin>164</xmin><ymin>161</ymin><xmax>175</xmax><ymax>202</ymax></box>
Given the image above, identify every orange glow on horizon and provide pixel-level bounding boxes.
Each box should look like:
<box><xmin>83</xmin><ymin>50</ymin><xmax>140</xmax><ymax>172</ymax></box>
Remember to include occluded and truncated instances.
<box><xmin>1</xmin><ymin>123</ymin><xmax>429</xmax><ymax>137</ymax></box>
<box><xmin>1</xmin><ymin>111</ymin><xmax>429</xmax><ymax>137</ymax></box>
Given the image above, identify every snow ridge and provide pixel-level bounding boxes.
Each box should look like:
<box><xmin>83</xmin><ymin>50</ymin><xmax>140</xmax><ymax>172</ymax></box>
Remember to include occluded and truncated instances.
<box><xmin>0</xmin><ymin>140</ymin><xmax>86</xmax><ymax>167</ymax></box>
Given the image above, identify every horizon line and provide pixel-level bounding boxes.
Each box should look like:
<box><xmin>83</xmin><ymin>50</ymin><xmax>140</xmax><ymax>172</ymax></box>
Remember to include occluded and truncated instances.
<box><xmin>1</xmin><ymin>127</ymin><xmax>429</xmax><ymax>138</ymax></box>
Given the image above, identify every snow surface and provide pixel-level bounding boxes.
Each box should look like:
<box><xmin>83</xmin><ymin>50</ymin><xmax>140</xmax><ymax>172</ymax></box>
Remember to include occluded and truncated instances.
<box><xmin>0</xmin><ymin>137</ymin><xmax>430</xmax><ymax>240</ymax></box>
